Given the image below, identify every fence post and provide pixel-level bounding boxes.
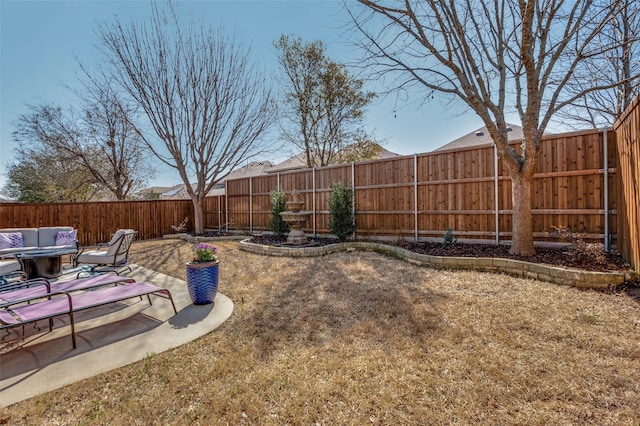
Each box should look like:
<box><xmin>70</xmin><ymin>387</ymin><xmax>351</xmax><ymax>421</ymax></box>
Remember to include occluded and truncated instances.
<box><xmin>352</xmin><ymin>162</ymin><xmax>356</xmax><ymax>239</ymax></box>
<box><xmin>603</xmin><ymin>128</ymin><xmax>610</xmax><ymax>252</ymax></box>
<box><xmin>312</xmin><ymin>167</ymin><xmax>317</xmax><ymax>237</ymax></box>
<box><xmin>225</xmin><ymin>181</ymin><xmax>229</xmax><ymax>232</ymax></box>
<box><xmin>414</xmin><ymin>153</ymin><xmax>418</xmax><ymax>242</ymax></box>
<box><xmin>218</xmin><ymin>195</ymin><xmax>221</xmax><ymax>231</ymax></box>
<box><xmin>249</xmin><ymin>176</ymin><xmax>253</xmax><ymax>234</ymax></box>
<box><xmin>494</xmin><ymin>145</ymin><xmax>500</xmax><ymax>245</ymax></box>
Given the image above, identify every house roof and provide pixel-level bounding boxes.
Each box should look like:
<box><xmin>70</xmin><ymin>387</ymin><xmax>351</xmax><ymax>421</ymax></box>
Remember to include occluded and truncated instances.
<box><xmin>216</xmin><ymin>161</ymin><xmax>275</xmax><ymax>183</ymax></box>
<box><xmin>269</xmin><ymin>153</ymin><xmax>307</xmax><ymax>173</ymax></box>
<box><xmin>161</xmin><ymin>187</ymin><xmax>185</xmax><ymax>197</ymax></box>
<box><xmin>146</xmin><ymin>145</ymin><xmax>401</xmax><ymax>198</ymax></box>
<box><xmin>378</xmin><ymin>148</ymin><xmax>403</xmax><ymax>159</ymax></box>
<box><xmin>433</xmin><ymin>123</ymin><xmax>524</xmax><ymax>152</ymax></box>
<box><xmin>144</xmin><ymin>186</ymin><xmax>176</xmax><ymax>194</ymax></box>
<box><xmin>268</xmin><ymin>144</ymin><xmax>402</xmax><ymax>173</ymax></box>
<box><xmin>153</xmin><ymin>162</ymin><xmax>275</xmax><ymax>199</ymax></box>
<box><xmin>159</xmin><ymin>184</ymin><xmax>192</xmax><ymax>200</ymax></box>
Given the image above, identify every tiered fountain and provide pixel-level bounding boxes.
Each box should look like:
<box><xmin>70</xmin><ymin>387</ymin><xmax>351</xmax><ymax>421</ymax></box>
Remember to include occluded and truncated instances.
<box><xmin>279</xmin><ymin>191</ymin><xmax>311</xmax><ymax>245</ymax></box>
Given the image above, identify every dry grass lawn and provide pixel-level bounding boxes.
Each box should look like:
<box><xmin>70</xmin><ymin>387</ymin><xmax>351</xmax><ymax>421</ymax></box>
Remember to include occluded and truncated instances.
<box><xmin>2</xmin><ymin>239</ymin><xmax>639</xmax><ymax>425</ymax></box>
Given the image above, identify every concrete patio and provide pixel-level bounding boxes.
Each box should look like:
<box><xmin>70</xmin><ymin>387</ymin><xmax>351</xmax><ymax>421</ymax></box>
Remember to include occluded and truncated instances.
<box><xmin>0</xmin><ymin>263</ymin><xmax>233</xmax><ymax>407</ymax></box>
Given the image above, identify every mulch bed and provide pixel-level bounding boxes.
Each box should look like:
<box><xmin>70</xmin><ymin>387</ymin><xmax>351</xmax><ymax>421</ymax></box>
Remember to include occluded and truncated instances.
<box><xmin>249</xmin><ymin>235</ymin><xmax>632</xmax><ymax>273</ymax></box>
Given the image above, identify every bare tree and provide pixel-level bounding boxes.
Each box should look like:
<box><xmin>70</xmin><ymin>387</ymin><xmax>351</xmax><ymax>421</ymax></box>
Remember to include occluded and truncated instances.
<box><xmin>75</xmin><ymin>68</ymin><xmax>153</xmax><ymax>200</ymax></box>
<box><xmin>98</xmin><ymin>3</ymin><xmax>275</xmax><ymax>233</ymax></box>
<box><xmin>12</xmin><ymin>97</ymin><xmax>149</xmax><ymax>201</ymax></box>
<box><xmin>349</xmin><ymin>0</ymin><xmax>635</xmax><ymax>255</ymax></box>
<box><xmin>557</xmin><ymin>0</ymin><xmax>640</xmax><ymax>127</ymax></box>
<box><xmin>275</xmin><ymin>35</ymin><xmax>375</xmax><ymax>167</ymax></box>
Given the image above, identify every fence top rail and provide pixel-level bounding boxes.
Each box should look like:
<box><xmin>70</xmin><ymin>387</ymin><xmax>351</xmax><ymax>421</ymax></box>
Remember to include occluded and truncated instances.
<box><xmin>225</xmin><ymin>129</ymin><xmax>607</xmax><ymax>187</ymax></box>
<box><xmin>614</xmin><ymin>95</ymin><xmax>640</xmax><ymax>130</ymax></box>
<box><xmin>0</xmin><ymin>198</ymin><xmax>195</xmax><ymax>207</ymax></box>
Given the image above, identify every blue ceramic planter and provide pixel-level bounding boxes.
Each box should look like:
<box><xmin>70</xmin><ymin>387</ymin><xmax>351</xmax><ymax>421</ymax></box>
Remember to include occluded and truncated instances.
<box><xmin>186</xmin><ymin>261</ymin><xmax>219</xmax><ymax>305</ymax></box>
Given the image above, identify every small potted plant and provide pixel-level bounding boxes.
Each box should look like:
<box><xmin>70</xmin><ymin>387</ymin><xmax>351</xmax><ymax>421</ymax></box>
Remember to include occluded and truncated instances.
<box><xmin>185</xmin><ymin>243</ymin><xmax>219</xmax><ymax>305</ymax></box>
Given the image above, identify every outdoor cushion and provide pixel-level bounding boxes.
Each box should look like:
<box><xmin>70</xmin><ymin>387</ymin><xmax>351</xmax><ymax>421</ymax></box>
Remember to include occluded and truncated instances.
<box><xmin>75</xmin><ymin>250</ymin><xmax>127</xmax><ymax>266</ymax></box>
<box><xmin>107</xmin><ymin>229</ymin><xmax>127</xmax><ymax>247</ymax></box>
<box><xmin>0</xmin><ymin>229</ymin><xmax>39</xmax><ymax>248</ymax></box>
<box><xmin>106</xmin><ymin>229</ymin><xmax>135</xmax><ymax>256</ymax></box>
<box><xmin>0</xmin><ymin>259</ymin><xmax>21</xmax><ymax>276</ymax></box>
<box><xmin>38</xmin><ymin>226</ymin><xmax>75</xmax><ymax>247</ymax></box>
<box><xmin>0</xmin><ymin>233</ymin><xmax>23</xmax><ymax>249</ymax></box>
<box><xmin>0</xmin><ymin>227</ymin><xmax>77</xmax><ymax>258</ymax></box>
<box><xmin>55</xmin><ymin>229</ymin><xmax>77</xmax><ymax>246</ymax></box>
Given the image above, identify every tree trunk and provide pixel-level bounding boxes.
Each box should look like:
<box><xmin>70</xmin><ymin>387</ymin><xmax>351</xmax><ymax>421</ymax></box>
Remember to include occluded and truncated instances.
<box><xmin>510</xmin><ymin>174</ymin><xmax>536</xmax><ymax>256</ymax></box>
<box><xmin>191</xmin><ymin>196</ymin><xmax>204</xmax><ymax>235</ymax></box>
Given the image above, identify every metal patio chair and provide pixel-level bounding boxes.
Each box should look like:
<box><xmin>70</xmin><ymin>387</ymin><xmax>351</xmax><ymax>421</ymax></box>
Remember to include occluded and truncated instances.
<box><xmin>73</xmin><ymin>229</ymin><xmax>138</xmax><ymax>278</ymax></box>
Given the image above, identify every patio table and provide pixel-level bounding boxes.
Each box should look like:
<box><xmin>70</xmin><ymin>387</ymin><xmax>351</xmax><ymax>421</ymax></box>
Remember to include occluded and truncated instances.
<box><xmin>15</xmin><ymin>249</ymin><xmax>77</xmax><ymax>279</ymax></box>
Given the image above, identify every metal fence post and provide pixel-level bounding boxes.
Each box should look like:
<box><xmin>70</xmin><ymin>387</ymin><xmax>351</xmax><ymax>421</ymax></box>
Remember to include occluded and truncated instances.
<box><xmin>603</xmin><ymin>128</ymin><xmax>610</xmax><ymax>252</ymax></box>
<box><xmin>225</xmin><ymin>181</ymin><xmax>229</xmax><ymax>232</ymax></box>
<box><xmin>352</xmin><ymin>162</ymin><xmax>356</xmax><ymax>239</ymax></box>
<box><xmin>414</xmin><ymin>153</ymin><xmax>418</xmax><ymax>242</ymax></box>
<box><xmin>249</xmin><ymin>176</ymin><xmax>253</xmax><ymax>234</ymax></box>
<box><xmin>494</xmin><ymin>145</ymin><xmax>500</xmax><ymax>245</ymax></box>
<box><xmin>312</xmin><ymin>167</ymin><xmax>317</xmax><ymax>237</ymax></box>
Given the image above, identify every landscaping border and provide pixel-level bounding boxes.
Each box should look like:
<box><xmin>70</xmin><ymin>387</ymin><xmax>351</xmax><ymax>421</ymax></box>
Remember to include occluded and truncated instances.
<box><xmin>163</xmin><ymin>233</ymin><xmax>248</xmax><ymax>243</ymax></box>
<box><xmin>238</xmin><ymin>239</ymin><xmax>637</xmax><ymax>290</ymax></box>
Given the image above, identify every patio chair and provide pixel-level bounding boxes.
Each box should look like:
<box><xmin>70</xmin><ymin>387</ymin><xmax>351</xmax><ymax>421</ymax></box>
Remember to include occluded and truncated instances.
<box><xmin>74</xmin><ymin>229</ymin><xmax>137</xmax><ymax>278</ymax></box>
<box><xmin>0</xmin><ymin>259</ymin><xmax>26</xmax><ymax>285</ymax></box>
<box><xmin>0</xmin><ymin>281</ymin><xmax>177</xmax><ymax>349</ymax></box>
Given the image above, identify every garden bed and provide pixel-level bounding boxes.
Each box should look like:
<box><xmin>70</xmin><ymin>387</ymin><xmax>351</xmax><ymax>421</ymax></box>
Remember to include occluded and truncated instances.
<box><xmin>249</xmin><ymin>235</ymin><xmax>631</xmax><ymax>273</ymax></box>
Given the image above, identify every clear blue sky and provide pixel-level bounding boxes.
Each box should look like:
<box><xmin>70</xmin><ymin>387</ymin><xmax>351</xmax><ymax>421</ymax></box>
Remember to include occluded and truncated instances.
<box><xmin>1</xmin><ymin>0</ymin><xmax>493</xmax><ymax>189</ymax></box>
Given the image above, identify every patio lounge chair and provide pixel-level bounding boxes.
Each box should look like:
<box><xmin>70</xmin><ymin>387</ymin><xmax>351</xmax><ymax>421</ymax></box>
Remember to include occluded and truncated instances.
<box><xmin>74</xmin><ymin>229</ymin><xmax>137</xmax><ymax>278</ymax></box>
<box><xmin>0</xmin><ymin>274</ymin><xmax>135</xmax><ymax>304</ymax></box>
<box><xmin>0</xmin><ymin>281</ymin><xmax>177</xmax><ymax>349</ymax></box>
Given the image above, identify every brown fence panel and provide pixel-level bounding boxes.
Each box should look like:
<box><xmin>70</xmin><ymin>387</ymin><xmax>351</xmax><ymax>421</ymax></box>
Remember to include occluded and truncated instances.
<box><xmin>0</xmin><ymin>199</ymin><xmax>194</xmax><ymax>245</ymax></box>
<box><xmin>226</xmin><ymin>179</ymin><xmax>251</xmax><ymax>231</ymax></box>
<box><xmin>614</xmin><ymin>96</ymin><xmax>640</xmax><ymax>272</ymax></box>
<box><xmin>313</xmin><ymin>165</ymin><xmax>351</xmax><ymax>233</ymax></box>
<box><xmin>225</xmin><ymin>128</ymin><xmax>617</xmax><ymax>249</ymax></box>
<box><xmin>354</xmin><ymin>157</ymin><xmax>414</xmax><ymax>237</ymax></box>
<box><xmin>202</xmin><ymin>195</ymin><xmax>225</xmax><ymax>231</ymax></box>
<box><xmin>607</xmin><ymin>131</ymin><xmax>619</xmax><ymax>250</ymax></box>
<box><xmin>417</xmin><ymin>146</ymin><xmax>496</xmax><ymax>240</ymax></box>
<box><xmin>497</xmin><ymin>130</ymin><xmax>612</xmax><ymax>243</ymax></box>
<box><xmin>250</xmin><ymin>175</ymin><xmax>279</xmax><ymax>232</ymax></box>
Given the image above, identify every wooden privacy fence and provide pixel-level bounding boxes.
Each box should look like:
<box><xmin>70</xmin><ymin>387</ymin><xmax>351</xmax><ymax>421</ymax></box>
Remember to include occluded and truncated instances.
<box><xmin>0</xmin><ymin>199</ymin><xmax>194</xmax><ymax>246</ymax></box>
<box><xmin>227</xmin><ymin>131</ymin><xmax>617</xmax><ymax>246</ymax></box>
<box><xmin>614</xmin><ymin>96</ymin><xmax>640</xmax><ymax>272</ymax></box>
<box><xmin>225</xmin><ymin>128</ymin><xmax>619</xmax><ymax>248</ymax></box>
<box><xmin>1</xmin><ymin>119</ymin><xmax>637</xmax><ymax>273</ymax></box>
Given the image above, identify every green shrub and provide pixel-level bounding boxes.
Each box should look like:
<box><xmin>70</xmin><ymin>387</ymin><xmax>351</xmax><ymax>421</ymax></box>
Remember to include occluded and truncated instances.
<box><xmin>269</xmin><ymin>190</ymin><xmax>290</xmax><ymax>237</ymax></box>
<box><xmin>442</xmin><ymin>228</ymin><xmax>456</xmax><ymax>247</ymax></box>
<box><xmin>328</xmin><ymin>181</ymin><xmax>355</xmax><ymax>241</ymax></box>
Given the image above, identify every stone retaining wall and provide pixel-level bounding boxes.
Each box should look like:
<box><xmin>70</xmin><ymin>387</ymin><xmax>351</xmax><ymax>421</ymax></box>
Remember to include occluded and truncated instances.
<box><xmin>239</xmin><ymin>239</ymin><xmax>637</xmax><ymax>290</ymax></box>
